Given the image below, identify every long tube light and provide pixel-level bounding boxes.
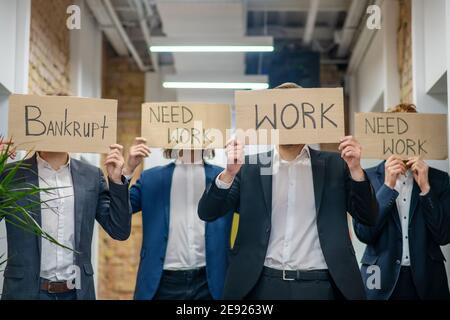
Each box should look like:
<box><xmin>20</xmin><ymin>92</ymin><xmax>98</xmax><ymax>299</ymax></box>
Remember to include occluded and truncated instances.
<box><xmin>150</xmin><ymin>45</ymin><xmax>274</xmax><ymax>53</ymax></box>
<box><xmin>163</xmin><ymin>82</ymin><xmax>269</xmax><ymax>90</ymax></box>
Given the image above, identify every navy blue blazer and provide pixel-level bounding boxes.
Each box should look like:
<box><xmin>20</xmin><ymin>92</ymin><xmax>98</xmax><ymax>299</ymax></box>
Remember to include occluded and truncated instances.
<box><xmin>130</xmin><ymin>162</ymin><xmax>232</xmax><ymax>300</ymax></box>
<box><xmin>353</xmin><ymin>161</ymin><xmax>450</xmax><ymax>300</ymax></box>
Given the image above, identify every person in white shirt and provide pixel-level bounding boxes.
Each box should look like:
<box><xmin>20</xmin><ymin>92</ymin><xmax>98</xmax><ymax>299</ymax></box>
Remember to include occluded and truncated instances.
<box><xmin>198</xmin><ymin>82</ymin><xmax>378</xmax><ymax>300</ymax></box>
<box><xmin>124</xmin><ymin>138</ymin><xmax>232</xmax><ymax>300</ymax></box>
<box><xmin>1</xmin><ymin>145</ymin><xmax>132</xmax><ymax>300</ymax></box>
<box><xmin>354</xmin><ymin>103</ymin><xmax>450</xmax><ymax>300</ymax></box>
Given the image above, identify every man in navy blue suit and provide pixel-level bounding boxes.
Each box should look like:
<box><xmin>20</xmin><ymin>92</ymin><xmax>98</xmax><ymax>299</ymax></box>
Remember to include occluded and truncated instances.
<box><xmin>123</xmin><ymin>138</ymin><xmax>232</xmax><ymax>300</ymax></box>
<box><xmin>354</xmin><ymin>103</ymin><xmax>450</xmax><ymax>300</ymax></box>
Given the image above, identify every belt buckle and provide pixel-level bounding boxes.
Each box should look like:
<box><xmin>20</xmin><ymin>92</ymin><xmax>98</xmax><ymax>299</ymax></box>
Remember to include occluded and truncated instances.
<box><xmin>282</xmin><ymin>270</ymin><xmax>295</xmax><ymax>281</ymax></box>
<box><xmin>47</xmin><ymin>281</ymin><xmax>61</xmax><ymax>294</ymax></box>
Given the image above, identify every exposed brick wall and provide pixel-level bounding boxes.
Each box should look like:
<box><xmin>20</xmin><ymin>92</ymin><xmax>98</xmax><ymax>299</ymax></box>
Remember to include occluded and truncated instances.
<box><xmin>98</xmin><ymin>41</ymin><xmax>145</xmax><ymax>300</ymax></box>
<box><xmin>320</xmin><ymin>63</ymin><xmax>347</xmax><ymax>152</ymax></box>
<box><xmin>398</xmin><ymin>0</ymin><xmax>413</xmax><ymax>103</ymax></box>
<box><xmin>28</xmin><ymin>0</ymin><xmax>71</xmax><ymax>95</ymax></box>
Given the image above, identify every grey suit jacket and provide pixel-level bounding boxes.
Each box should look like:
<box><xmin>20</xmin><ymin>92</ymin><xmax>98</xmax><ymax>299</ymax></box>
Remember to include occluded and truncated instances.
<box><xmin>1</xmin><ymin>154</ymin><xmax>131</xmax><ymax>300</ymax></box>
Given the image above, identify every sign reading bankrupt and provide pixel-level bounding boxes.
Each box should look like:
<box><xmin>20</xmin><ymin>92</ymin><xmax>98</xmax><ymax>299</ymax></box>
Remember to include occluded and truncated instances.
<box><xmin>235</xmin><ymin>88</ymin><xmax>345</xmax><ymax>144</ymax></box>
<box><xmin>8</xmin><ymin>94</ymin><xmax>117</xmax><ymax>153</ymax></box>
<box><xmin>141</xmin><ymin>102</ymin><xmax>231</xmax><ymax>148</ymax></box>
<box><xmin>355</xmin><ymin>112</ymin><xmax>448</xmax><ymax>160</ymax></box>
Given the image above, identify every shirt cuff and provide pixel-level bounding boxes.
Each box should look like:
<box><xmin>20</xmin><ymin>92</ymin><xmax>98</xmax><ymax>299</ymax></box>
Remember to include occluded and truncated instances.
<box><xmin>215</xmin><ymin>172</ymin><xmax>233</xmax><ymax>189</ymax></box>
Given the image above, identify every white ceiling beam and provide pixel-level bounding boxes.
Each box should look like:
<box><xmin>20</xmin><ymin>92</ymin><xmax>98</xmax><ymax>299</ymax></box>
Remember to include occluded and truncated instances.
<box><xmin>247</xmin><ymin>0</ymin><xmax>350</xmax><ymax>12</ymax></box>
<box><xmin>248</xmin><ymin>26</ymin><xmax>334</xmax><ymax>40</ymax></box>
<box><xmin>303</xmin><ymin>0</ymin><xmax>320</xmax><ymax>45</ymax></box>
<box><xmin>347</xmin><ymin>0</ymin><xmax>383</xmax><ymax>72</ymax></box>
<box><xmin>103</xmin><ymin>0</ymin><xmax>151</xmax><ymax>71</ymax></box>
<box><xmin>336</xmin><ymin>0</ymin><xmax>369</xmax><ymax>58</ymax></box>
<box><xmin>86</xmin><ymin>0</ymin><xmax>128</xmax><ymax>55</ymax></box>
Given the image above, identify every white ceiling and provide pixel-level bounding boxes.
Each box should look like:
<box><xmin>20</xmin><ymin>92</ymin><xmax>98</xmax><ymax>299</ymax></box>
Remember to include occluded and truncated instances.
<box><xmin>87</xmin><ymin>0</ymin><xmax>368</xmax><ymax>104</ymax></box>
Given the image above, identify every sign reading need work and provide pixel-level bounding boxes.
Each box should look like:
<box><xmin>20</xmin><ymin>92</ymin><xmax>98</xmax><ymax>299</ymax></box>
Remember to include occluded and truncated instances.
<box><xmin>141</xmin><ymin>102</ymin><xmax>231</xmax><ymax>148</ymax></box>
<box><xmin>355</xmin><ymin>113</ymin><xmax>448</xmax><ymax>160</ymax></box>
<box><xmin>8</xmin><ymin>94</ymin><xmax>117</xmax><ymax>153</ymax></box>
<box><xmin>235</xmin><ymin>88</ymin><xmax>345</xmax><ymax>144</ymax></box>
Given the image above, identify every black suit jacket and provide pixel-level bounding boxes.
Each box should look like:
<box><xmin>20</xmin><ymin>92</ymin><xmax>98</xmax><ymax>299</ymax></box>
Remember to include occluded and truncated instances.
<box><xmin>198</xmin><ymin>148</ymin><xmax>378</xmax><ymax>299</ymax></box>
<box><xmin>1</xmin><ymin>155</ymin><xmax>131</xmax><ymax>300</ymax></box>
<box><xmin>353</xmin><ymin>161</ymin><xmax>450</xmax><ymax>300</ymax></box>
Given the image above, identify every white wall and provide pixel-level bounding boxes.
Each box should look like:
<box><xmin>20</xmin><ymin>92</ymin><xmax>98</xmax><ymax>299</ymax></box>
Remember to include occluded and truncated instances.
<box><xmin>424</xmin><ymin>0</ymin><xmax>446</xmax><ymax>94</ymax></box>
<box><xmin>444</xmin><ymin>0</ymin><xmax>450</xmax><ymax>284</ymax></box>
<box><xmin>69</xmin><ymin>0</ymin><xmax>103</xmax><ymax>290</ymax></box>
<box><xmin>347</xmin><ymin>0</ymin><xmax>400</xmax><ymax>134</ymax></box>
<box><xmin>412</xmin><ymin>0</ymin><xmax>448</xmax><ymax>114</ymax></box>
<box><xmin>0</xmin><ymin>0</ymin><xmax>31</xmax><ymax>294</ymax></box>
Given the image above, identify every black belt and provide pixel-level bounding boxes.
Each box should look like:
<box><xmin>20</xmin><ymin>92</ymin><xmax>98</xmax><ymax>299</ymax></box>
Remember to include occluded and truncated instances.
<box><xmin>263</xmin><ymin>267</ymin><xmax>331</xmax><ymax>281</ymax></box>
<box><xmin>163</xmin><ymin>267</ymin><xmax>206</xmax><ymax>278</ymax></box>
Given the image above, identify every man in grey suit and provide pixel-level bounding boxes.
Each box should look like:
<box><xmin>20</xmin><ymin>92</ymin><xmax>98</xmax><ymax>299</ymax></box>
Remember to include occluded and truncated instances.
<box><xmin>1</xmin><ymin>145</ymin><xmax>131</xmax><ymax>300</ymax></box>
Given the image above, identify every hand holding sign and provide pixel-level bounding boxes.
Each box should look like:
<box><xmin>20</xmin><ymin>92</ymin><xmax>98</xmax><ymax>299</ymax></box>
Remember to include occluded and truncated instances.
<box><xmin>219</xmin><ymin>139</ymin><xmax>244</xmax><ymax>184</ymax></box>
<box><xmin>338</xmin><ymin>136</ymin><xmax>365</xmax><ymax>181</ymax></box>
<box><xmin>105</xmin><ymin>144</ymin><xmax>125</xmax><ymax>184</ymax></box>
<box><xmin>384</xmin><ymin>155</ymin><xmax>407</xmax><ymax>189</ymax></box>
<box><xmin>123</xmin><ymin>137</ymin><xmax>151</xmax><ymax>176</ymax></box>
<box><xmin>407</xmin><ymin>157</ymin><xmax>430</xmax><ymax>194</ymax></box>
<box><xmin>0</xmin><ymin>138</ymin><xmax>16</xmax><ymax>160</ymax></box>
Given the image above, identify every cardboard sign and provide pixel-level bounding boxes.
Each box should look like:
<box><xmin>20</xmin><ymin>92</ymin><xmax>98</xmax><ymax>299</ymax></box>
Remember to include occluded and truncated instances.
<box><xmin>355</xmin><ymin>113</ymin><xmax>448</xmax><ymax>160</ymax></box>
<box><xmin>235</xmin><ymin>88</ymin><xmax>345</xmax><ymax>144</ymax></box>
<box><xmin>8</xmin><ymin>94</ymin><xmax>117</xmax><ymax>153</ymax></box>
<box><xmin>141</xmin><ymin>102</ymin><xmax>231</xmax><ymax>149</ymax></box>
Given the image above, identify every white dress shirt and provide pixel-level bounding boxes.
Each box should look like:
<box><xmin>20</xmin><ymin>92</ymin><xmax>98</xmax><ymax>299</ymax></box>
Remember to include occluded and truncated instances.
<box><xmin>37</xmin><ymin>153</ymin><xmax>75</xmax><ymax>281</ymax></box>
<box><xmin>394</xmin><ymin>170</ymin><xmax>414</xmax><ymax>266</ymax></box>
<box><xmin>163</xmin><ymin>155</ymin><xmax>206</xmax><ymax>270</ymax></box>
<box><xmin>216</xmin><ymin>146</ymin><xmax>328</xmax><ymax>271</ymax></box>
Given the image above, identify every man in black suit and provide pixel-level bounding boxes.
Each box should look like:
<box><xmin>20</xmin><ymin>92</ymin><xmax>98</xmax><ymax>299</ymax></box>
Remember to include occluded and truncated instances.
<box><xmin>353</xmin><ymin>103</ymin><xmax>450</xmax><ymax>300</ymax></box>
<box><xmin>198</xmin><ymin>83</ymin><xmax>378</xmax><ymax>300</ymax></box>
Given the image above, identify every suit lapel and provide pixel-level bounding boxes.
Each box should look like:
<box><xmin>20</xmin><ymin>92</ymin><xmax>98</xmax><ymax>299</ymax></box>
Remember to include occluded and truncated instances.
<box><xmin>376</xmin><ymin>162</ymin><xmax>401</xmax><ymax>232</ymax></box>
<box><xmin>70</xmin><ymin>159</ymin><xmax>85</xmax><ymax>251</ymax></box>
<box><xmin>409</xmin><ymin>182</ymin><xmax>420</xmax><ymax>223</ymax></box>
<box><xmin>310</xmin><ymin>148</ymin><xmax>325</xmax><ymax>216</ymax></box>
<box><xmin>259</xmin><ymin>151</ymin><xmax>273</xmax><ymax>216</ymax></box>
<box><xmin>24</xmin><ymin>155</ymin><xmax>42</xmax><ymax>255</ymax></box>
<box><xmin>164</xmin><ymin>163</ymin><xmax>176</xmax><ymax>228</ymax></box>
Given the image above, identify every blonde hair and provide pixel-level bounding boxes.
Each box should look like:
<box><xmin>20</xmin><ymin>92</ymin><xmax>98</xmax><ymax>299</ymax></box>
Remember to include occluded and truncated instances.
<box><xmin>275</xmin><ymin>82</ymin><xmax>303</xmax><ymax>89</ymax></box>
<box><xmin>162</xmin><ymin>149</ymin><xmax>215</xmax><ymax>160</ymax></box>
<box><xmin>386</xmin><ymin>103</ymin><xmax>417</xmax><ymax>113</ymax></box>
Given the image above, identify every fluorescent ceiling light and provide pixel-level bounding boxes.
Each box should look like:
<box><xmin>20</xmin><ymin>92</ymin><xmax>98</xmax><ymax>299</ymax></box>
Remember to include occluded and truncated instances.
<box><xmin>150</xmin><ymin>45</ymin><xmax>274</xmax><ymax>53</ymax></box>
<box><xmin>163</xmin><ymin>82</ymin><xmax>269</xmax><ymax>90</ymax></box>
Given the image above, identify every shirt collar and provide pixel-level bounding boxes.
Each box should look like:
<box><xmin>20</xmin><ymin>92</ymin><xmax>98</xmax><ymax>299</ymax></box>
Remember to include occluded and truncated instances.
<box><xmin>36</xmin><ymin>152</ymin><xmax>71</xmax><ymax>171</ymax></box>
<box><xmin>174</xmin><ymin>150</ymin><xmax>204</xmax><ymax>165</ymax></box>
<box><xmin>273</xmin><ymin>145</ymin><xmax>310</xmax><ymax>165</ymax></box>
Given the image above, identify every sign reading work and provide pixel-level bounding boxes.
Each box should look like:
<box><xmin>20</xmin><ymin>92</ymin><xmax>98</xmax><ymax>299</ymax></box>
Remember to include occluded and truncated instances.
<box><xmin>355</xmin><ymin>112</ymin><xmax>448</xmax><ymax>160</ymax></box>
<box><xmin>141</xmin><ymin>102</ymin><xmax>231</xmax><ymax>148</ymax></box>
<box><xmin>8</xmin><ymin>94</ymin><xmax>117</xmax><ymax>153</ymax></box>
<box><xmin>235</xmin><ymin>88</ymin><xmax>345</xmax><ymax>144</ymax></box>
